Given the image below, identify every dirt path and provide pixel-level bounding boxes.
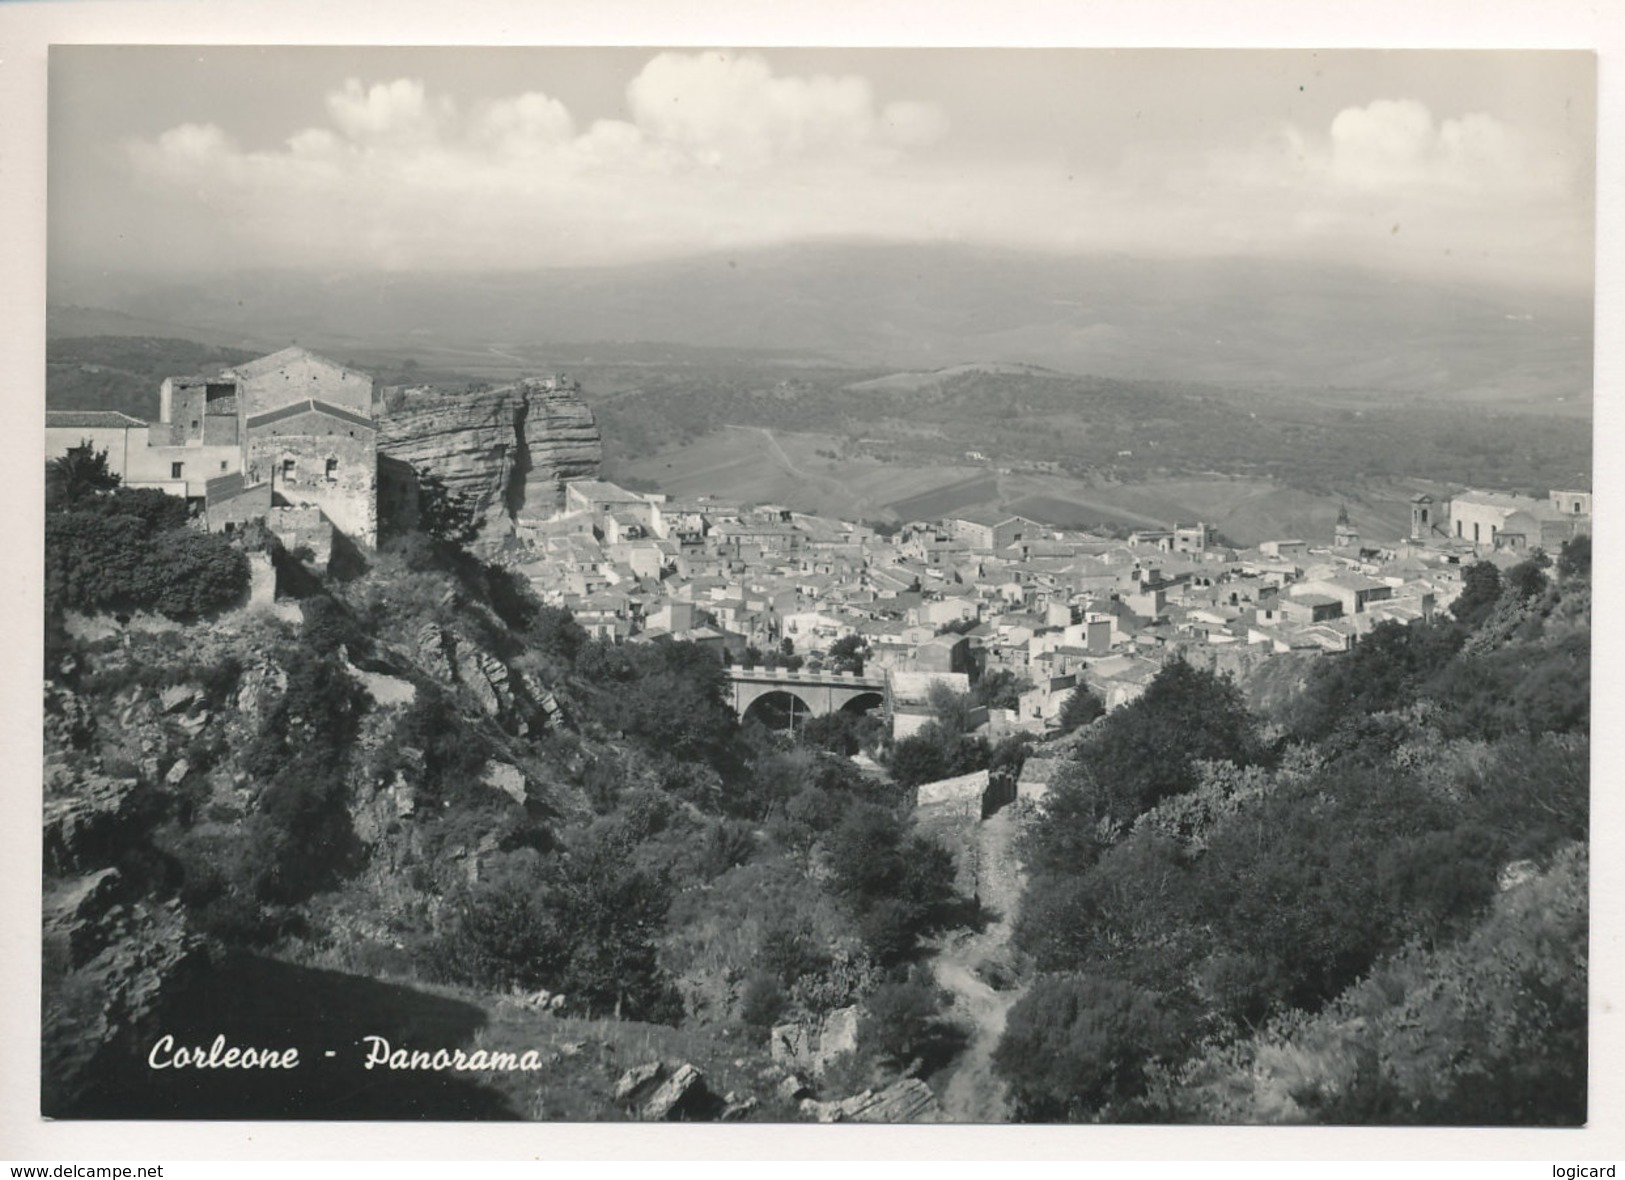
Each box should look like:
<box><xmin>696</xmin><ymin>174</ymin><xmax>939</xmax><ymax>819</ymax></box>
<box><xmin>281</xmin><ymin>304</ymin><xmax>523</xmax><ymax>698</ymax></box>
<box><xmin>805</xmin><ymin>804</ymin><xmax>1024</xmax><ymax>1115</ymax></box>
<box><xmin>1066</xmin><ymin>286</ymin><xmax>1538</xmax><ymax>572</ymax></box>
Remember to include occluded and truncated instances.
<box><xmin>723</xmin><ymin>423</ymin><xmax>809</xmax><ymax>480</ymax></box>
<box><xmin>929</xmin><ymin>806</ymin><xmax>1028</xmax><ymax>1122</ymax></box>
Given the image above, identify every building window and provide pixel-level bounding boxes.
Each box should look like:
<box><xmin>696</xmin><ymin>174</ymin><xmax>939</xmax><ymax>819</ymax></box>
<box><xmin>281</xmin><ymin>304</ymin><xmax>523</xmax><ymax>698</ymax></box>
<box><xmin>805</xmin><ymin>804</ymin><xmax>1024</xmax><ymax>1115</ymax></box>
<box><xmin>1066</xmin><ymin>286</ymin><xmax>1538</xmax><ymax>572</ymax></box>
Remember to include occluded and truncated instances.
<box><xmin>325</xmin><ymin>458</ymin><xmax>338</xmax><ymax>479</ymax></box>
<box><xmin>171</xmin><ymin>462</ymin><xmax>183</xmax><ymax>479</ymax></box>
<box><xmin>282</xmin><ymin>458</ymin><xmax>295</xmax><ymax>478</ymax></box>
<box><xmin>220</xmin><ymin>461</ymin><xmax>228</xmax><ymax>471</ymax></box>
<box><xmin>191</xmin><ymin>420</ymin><xmax>199</xmax><ymax>431</ymax></box>
<box><xmin>1473</xmin><ymin>522</ymin><xmax>1480</xmax><ymax>543</ymax></box>
<box><xmin>1456</xmin><ymin>521</ymin><xmax>1463</xmax><ymax>537</ymax></box>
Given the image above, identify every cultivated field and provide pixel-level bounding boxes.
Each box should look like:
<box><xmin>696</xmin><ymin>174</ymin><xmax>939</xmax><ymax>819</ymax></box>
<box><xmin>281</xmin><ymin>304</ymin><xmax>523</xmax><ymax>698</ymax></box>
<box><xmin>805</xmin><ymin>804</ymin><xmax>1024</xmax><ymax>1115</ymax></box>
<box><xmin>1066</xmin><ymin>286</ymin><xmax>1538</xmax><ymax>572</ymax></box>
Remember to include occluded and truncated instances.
<box><xmin>609</xmin><ymin>426</ymin><xmax>1435</xmax><ymax>545</ymax></box>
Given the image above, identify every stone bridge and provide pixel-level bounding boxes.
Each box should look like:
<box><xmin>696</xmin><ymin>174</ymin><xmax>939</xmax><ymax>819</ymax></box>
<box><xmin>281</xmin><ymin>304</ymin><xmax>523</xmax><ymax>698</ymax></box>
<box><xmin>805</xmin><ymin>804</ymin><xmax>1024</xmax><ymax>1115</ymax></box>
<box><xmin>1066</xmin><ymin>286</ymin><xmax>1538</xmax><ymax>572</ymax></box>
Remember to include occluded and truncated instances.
<box><xmin>725</xmin><ymin>666</ymin><xmax>889</xmax><ymax>723</ymax></box>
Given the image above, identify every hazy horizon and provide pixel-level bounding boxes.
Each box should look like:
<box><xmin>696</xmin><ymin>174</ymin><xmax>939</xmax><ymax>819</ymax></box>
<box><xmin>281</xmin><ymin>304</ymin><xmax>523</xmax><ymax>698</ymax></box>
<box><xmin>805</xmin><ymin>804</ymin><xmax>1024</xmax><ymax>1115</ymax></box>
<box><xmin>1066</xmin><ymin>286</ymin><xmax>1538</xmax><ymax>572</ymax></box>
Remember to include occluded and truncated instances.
<box><xmin>50</xmin><ymin>47</ymin><xmax>1596</xmax><ymax>294</ymax></box>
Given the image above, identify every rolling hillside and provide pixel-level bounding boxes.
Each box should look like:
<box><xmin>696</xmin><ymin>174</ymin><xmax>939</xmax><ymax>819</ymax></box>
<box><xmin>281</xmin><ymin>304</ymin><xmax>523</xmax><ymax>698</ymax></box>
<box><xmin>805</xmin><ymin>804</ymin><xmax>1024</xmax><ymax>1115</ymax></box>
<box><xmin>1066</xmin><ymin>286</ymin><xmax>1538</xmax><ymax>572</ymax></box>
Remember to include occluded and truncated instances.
<box><xmin>51</xmin><ymin>242</ymin><xmax>1591</xmax><ymax>409</ymax></box>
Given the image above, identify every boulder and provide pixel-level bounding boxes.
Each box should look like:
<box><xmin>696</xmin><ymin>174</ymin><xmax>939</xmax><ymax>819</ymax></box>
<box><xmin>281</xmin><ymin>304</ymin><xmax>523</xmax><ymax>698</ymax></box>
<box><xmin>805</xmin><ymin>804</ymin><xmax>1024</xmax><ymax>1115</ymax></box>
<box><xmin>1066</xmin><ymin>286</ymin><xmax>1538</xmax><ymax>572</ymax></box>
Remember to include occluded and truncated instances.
<box><xmin>457</xmin><ymin>649</ymin><xmax>505</xmax><ymax>716</ymax></box>
<box><xmin>799</xmin><ymin>1096</ymin><xmax>845</xmax><ymax>1123</ymax></box>
<box><xmin>1499</xmin><ymin>859</ymin><xmax>1541</xmax><ymax>892</ymax></box>
<box><xmin>640</xmin><ymin>1062</ymin><xmax>707</xmax><ymax>1121</ymax></box>
<box><xmin>614</xmin><ymin>1061</ymin><xmax>664</xmax><ymax>1104</ymax></box>
<box><xmin>159</xmin><ymin>684</ymin><xmax>200</xmax><ymax>714</ymax></box>
<box><xmin>840</xmin><ymin>1077</ymin><xmax>942</xmax><ymax>1123</ymax></box>
<box><xmin>814</xmin><ymin>1006</ymin><xmax>860</xmax><ymax>1075</ymax></box>
<box><xmin>720</xmin><ymin>1092</ymin><xmax>758</xmax><ymax>1122</ymax></box>
<box><xmin>43</xmin><ymin>774</ymin><xmax>140</xmax><ymax>875</ymax></box>
<box><xmin>481</xmin><ymin>761</ymin><xmax>528</xmax><ymax>806</ymax></box>
<box><xmin>777</xmin><ymin>1073</ymin><xmax>811</xmax><ymax>1103</ymax></box>
<box><xmin>164</xmin><ymin>758</ymin><xmax>190</xmax><ymax>786</ymax></box>
<box><xmin>769</xmin><ymin>1021</ymin><xmax>816</xmax><ymax>1068</ymax></box>
<box><xmin>43</xmin><ymin>868</ymin><xmax>124</xmax><ymax>970</ymax></box>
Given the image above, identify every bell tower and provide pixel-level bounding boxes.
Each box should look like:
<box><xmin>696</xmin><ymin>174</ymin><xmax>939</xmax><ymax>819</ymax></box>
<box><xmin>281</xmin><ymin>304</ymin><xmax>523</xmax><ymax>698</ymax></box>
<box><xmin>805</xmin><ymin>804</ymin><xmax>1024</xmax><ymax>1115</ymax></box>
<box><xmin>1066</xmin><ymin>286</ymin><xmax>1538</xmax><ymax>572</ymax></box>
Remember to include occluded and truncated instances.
<box><xmin>1410</xmin><ymin>494</ymin><xmax>1434</xmax><ymax>541</ymax></box>
<box><xmin>1334</xmin><ymin>503</ymin><xmax>1359</xmax><ymax>549</ymax></box>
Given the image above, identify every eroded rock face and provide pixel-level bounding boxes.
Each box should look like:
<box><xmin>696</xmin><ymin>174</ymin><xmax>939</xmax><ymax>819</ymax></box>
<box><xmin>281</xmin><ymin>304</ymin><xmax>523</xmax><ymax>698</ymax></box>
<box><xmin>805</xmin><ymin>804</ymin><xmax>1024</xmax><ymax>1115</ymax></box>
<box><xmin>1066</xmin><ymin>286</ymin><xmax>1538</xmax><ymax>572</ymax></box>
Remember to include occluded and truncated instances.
<box><xmin>799</xmin><ymin>1077</ymin><xmax>942</xmax><ymax>1124</ymax></box>
<box><xmin>377</xmin><ymin>377</ymin><xmax>601</xmax><ymax>544</ymax></box>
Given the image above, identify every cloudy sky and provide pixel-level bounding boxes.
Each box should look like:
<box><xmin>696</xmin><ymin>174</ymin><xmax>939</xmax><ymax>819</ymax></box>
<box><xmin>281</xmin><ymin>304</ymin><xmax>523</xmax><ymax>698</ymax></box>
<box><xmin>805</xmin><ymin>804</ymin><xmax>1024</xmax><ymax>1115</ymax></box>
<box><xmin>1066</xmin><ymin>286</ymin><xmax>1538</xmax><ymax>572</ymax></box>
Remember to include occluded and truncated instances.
<box><xmin>49</xmin><ymin>47</ymin><xmax>1594</xmax><ymax>290</ymax></box>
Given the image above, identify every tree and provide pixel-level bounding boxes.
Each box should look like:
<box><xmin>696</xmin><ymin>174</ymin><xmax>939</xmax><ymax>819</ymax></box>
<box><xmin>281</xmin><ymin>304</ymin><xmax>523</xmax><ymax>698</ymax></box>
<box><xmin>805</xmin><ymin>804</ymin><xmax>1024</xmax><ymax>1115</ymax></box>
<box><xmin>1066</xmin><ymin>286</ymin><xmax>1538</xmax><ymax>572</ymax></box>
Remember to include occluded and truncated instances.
<box><xmin>1078</xmin><ymin>659</ymin><xmax>1263</xmax><ymax>823</ymax></box>
<box><xmin>927</xmin><ymin>682</ymin><xmax>978</xmax><ymax>738</ymax></box>
<box><xmin>1505</xmin><ymin>554</ymin><xmax>1550</xmax><ymax>602</ymax></box>
<box><xmin>824</xmin><ymin>803</ymin><xmax>959</xmax><ymax>963</ymax></box>
<box><xmin>827</xmin><ymin>634</ymin><xmax>868</xmax><ymax>674</ymax></box>
<box><xmin>45</xmin><ymin>489</ymin><xmax>248</xmax><ymax>619</ymax></box>
<box><xmin>994</xmin><ymin>974</ymin><xmax>1182</xmax><ymax>1120</ymax></box>
<box><xmin>888</xmin><ymin>722</ymin><xmax>991</xmax><ymax>789</ymax></box>
<box><xmin>1452</xmin><ymin>560</ymin><xmax>1503</xmax><ymax>629</ymax></box>
<box><xmin>1056</xmin><ymin>684</ymin><xmax>1105</xmax><ymax>734</ymax></box>
<box><xmin>972</xmin><ymin>669</ymin><xmax>1030</xmax><ymax>711</ymax></box>
<box><xmin>1557</xmin><ymin>534</ymin><xmax>1591</xmax><ymax>581</ymax></box>
<box><xmin>1285</xmin><ymin>619</ymin><xmax>1464</xmax><ymax>745</ymax></box>
<box><xmin>859</xmin><ymin>969</ymin><xmax>947</xmax><ymax>1068</ymax></box>
<box><xmin>46</xmin><ymin>442</ymin><xmax>120</xmax><ymax>511</ymax></box>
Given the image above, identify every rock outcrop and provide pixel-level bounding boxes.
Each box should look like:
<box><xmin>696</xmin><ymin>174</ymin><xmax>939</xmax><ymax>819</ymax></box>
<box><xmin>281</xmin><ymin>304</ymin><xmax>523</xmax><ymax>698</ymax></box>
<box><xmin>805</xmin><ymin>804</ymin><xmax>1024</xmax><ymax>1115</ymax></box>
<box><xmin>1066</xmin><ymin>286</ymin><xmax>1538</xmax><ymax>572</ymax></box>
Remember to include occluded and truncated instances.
<box><xmin>612</xmin><ymin>1060</ymin><xmax>718</xmax><ymax>1121</ymax></box>
<box><xmin>377</xmin><ymin>376</ymin><xmax>601</xmax><ymax>546</ymax></box>
<box><xmin>770</xmin><ymin>1005</ymin><xmax>863</xmax><ymax>1078</ymax></box>
<box><xmin>799</xmin><ymin>1077</ymin><xmax>942</xmax><ymax>1123</ymax></box>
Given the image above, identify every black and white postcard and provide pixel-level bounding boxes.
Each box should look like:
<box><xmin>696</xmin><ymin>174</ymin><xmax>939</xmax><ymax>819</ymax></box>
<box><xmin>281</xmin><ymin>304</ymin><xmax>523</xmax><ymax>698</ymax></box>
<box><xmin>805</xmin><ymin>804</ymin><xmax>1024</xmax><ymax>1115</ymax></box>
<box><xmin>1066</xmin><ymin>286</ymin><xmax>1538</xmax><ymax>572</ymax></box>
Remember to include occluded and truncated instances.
<box><xmin>7</xmin><ymin>1</ymin><xmax>1618</xmax><ymax>1167</ymax></box>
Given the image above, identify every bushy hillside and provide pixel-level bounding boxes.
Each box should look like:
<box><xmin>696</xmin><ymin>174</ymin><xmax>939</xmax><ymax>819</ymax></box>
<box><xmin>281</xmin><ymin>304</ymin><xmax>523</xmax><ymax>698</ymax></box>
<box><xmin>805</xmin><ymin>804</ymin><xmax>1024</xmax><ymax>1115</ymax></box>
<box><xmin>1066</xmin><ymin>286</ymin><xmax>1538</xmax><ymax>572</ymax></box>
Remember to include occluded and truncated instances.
<box><xmin>41</xmin><ymin>494</ymin><xmax>971</xmax><ymax>1119</ymax></box>
<box><xmin>996</xmin><ymin>544</ymin><xmax>1590</xmax><ymax>1124</ymax></box>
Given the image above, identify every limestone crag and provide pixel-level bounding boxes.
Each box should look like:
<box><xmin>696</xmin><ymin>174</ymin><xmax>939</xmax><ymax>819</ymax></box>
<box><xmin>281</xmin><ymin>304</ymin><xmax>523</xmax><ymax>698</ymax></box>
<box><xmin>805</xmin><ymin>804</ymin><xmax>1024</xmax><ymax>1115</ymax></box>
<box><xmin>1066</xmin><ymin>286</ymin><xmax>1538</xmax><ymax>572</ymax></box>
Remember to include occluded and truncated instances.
<box><xmin>377</xmin><ymin>377</ymin><xmax>601</xmax><ymax>542</ymax></box>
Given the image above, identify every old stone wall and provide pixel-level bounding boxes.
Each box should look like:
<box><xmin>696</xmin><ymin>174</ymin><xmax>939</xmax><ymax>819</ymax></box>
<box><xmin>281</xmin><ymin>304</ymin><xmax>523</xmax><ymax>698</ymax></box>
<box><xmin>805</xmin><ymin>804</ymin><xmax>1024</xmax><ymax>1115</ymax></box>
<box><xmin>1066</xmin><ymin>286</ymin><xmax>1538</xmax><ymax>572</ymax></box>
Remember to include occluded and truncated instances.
<box><xmin>237</xmin><ymin>352</ymin><xmax>373</xmax><ymax>418</ymax></box>
<box><xmin>246</xmin><ymin>411</ymin><xmax>378</xmax><ymax>548</ymax></box>
<box><xmin>204</xmin><ymin>476</ymin><xmax>273</xmax><ymax>534</ymax></box>
<box><xmin>268</xmin><ymin>506</ymin><xmax>334</xmax><ymax>568</ymax></box>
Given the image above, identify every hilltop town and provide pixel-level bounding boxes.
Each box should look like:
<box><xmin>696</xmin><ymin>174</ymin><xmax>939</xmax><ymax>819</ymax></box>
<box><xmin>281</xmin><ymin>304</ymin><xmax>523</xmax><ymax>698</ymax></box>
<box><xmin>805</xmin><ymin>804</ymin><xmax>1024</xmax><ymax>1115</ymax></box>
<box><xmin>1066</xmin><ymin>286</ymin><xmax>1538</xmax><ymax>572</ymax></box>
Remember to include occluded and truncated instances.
<box><xmin>42</xmin><ymin>346</ymin><xmax>1592</xmax><ymax>1126</ymax></box>
<box><xmin>46</xmin><ymin>346</ymin><xmax>1593</xmax><ymax>743</ymax></box>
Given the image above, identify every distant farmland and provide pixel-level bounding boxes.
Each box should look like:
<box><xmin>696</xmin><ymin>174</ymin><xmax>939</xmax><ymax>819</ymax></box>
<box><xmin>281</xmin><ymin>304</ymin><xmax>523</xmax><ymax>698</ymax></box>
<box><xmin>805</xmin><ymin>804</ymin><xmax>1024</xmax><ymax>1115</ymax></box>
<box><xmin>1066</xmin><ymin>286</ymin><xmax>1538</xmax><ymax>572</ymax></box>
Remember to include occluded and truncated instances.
<box><xmin>611</xmin><ymin>425</ymin><xmax>1440</xmax><ymax>545</ymax></box>
<box><xmin>887</xmin><ymin>475</ymin><xmax>1001</xmax><ymax>521</ymax></box>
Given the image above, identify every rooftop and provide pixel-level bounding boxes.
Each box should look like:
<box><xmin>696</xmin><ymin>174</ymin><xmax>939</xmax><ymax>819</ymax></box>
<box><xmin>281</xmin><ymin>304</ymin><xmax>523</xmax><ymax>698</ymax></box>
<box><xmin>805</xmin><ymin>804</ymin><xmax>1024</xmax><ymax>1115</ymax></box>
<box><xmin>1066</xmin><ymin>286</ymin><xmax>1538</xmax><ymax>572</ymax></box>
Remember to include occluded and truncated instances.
<box><xmin>224</xmin><ymin>346</ymin><xmax>370</xmax><ymax>382</ymax></box>
<box><xmin>246</xmin><ymin>398</ymin><xmax>375</xmax><ymax>431</ymax></box>
<box><xmin>47</xmin><ymin>410</ymin><xmax>148</xmax><ymax>429</ymax></box>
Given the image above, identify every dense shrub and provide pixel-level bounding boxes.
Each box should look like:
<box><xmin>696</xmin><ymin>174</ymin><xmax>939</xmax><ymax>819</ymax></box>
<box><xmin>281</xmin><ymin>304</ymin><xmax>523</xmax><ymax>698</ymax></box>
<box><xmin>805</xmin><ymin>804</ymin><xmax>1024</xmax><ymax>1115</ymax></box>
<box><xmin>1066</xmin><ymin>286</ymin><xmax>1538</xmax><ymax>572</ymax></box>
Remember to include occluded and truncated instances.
<box><xmin>859</xmin><ymin>968</ymin><xmax>949</xmax><ymax>1068</ymax></box>
<box><xmin>1075</xmin><ymin>659</ymin><xmax>1264</xmax><ymax>824</ymax></box>
<box><xmin>995</xmin><ymin>974</ymin><xmax>1183</xmax><ymax>1120</ymax></box>
<box><xmin>427</xmin><ymin>839</ymin><xmax>682</xmax><ymax>1022</ymax></box>
<box><xmin>46</xmin><ymin>488</ymin><xmax>248</xmax><ymax>619</ymax></box>
<box><xmin>1284</xmin><ymin>619</ymin><xmax>1464</xmax><ymax>745</ymax></box>
<box><xmin>1055</xmin><ymin>684</ymin><xmax>1105</xmax><ymax>734</ymax></box>
<box><xmin>824</xmin><ymin>804</ymin><xmax>959</xmax><ymax>964</ymax></box>
<box><xmin>1451</xmin><ymin>560</ymin><xmax>1503</xmax><ymax>629</ymax></box>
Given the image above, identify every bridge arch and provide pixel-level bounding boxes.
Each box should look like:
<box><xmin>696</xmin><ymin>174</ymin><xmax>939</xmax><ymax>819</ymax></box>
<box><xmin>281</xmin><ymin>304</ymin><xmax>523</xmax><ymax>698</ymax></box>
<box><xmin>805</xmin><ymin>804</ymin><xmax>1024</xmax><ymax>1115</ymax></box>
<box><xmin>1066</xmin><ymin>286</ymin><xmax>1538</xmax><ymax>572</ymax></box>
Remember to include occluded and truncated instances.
<box><xmin>726</xmin><ymin>667</ymin><xmax>891</xmax><ymax>722</ymax></box>
<box><xmin>742</xmin><ymin>689</ymin><xmax>814</xmax><ymax>731</ymax></box>
<box><xmin>839</xmin><ymin>690</ymin><xmax>887</xmax><ymax>716</ymax></box>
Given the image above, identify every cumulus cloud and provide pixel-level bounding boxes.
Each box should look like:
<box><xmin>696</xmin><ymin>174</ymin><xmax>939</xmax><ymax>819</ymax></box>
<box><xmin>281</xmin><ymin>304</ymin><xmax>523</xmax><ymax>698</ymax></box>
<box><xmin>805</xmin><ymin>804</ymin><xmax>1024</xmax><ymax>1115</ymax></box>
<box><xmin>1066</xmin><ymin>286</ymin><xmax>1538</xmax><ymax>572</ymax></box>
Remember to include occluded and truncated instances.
<box><xmin>473</xmin><ymin>91</ymin><xmax>575</xmax><ymax>156</ymax></box>
<box><xmin>325</xmin><ymin>78</ymin><xmax>450</xmax><ymax>142</ymax></box>
<box><xmin>121</xmin><ymin>52</ymin><xmax>955</xmax><ymax>267</ymax></box>
<box><xmin>1323</xmin><ymin>98</ymin><xmax>1538</xmax><ymax>194</ymax></box>
<box><xmin>116</xmin><ymin>64</ymin><xmax>1585</xmax><ymax>287</ymax></box>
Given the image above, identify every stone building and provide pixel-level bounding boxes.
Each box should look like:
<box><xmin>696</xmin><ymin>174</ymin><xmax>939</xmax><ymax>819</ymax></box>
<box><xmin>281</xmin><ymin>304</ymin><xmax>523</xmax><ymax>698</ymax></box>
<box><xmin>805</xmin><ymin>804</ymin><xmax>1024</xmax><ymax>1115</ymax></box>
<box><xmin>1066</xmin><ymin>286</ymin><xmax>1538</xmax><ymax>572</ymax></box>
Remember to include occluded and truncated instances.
<box><xmin>48</xmin><ymin>346</ymin><xmax>380</xmax><ymax>553</ymax></box>
<box><xmin>1447</xmin><ymin>488</ymin><xmax>1591</xmax><ymax>554</ymax></box>
<box><xmin>244</xmin><ymin>397</ymin><xmax>378</xmax><ymax>549</ymax></box>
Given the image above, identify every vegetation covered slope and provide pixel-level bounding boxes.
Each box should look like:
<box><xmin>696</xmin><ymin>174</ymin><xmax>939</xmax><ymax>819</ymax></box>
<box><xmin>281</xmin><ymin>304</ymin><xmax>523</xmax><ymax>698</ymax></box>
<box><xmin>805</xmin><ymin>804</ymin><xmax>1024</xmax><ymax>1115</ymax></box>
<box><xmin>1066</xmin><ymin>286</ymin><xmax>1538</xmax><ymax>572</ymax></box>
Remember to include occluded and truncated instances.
<box><xmin>41</xmin><ymin>481</ymin><xmax>971</xmax><ymax>1119</ymax></box>
<box><xmin>996</xmin><ymin>542</ymin><xmax>1589</xmax><ymax>1124</ymax></box>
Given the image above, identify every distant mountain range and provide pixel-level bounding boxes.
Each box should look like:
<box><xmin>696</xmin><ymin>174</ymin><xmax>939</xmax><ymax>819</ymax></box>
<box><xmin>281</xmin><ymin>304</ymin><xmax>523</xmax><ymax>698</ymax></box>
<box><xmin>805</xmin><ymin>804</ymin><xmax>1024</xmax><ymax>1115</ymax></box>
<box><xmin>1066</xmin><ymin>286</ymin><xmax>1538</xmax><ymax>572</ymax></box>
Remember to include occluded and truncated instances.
<box><xmin>49</xmin><ymin>242</ymin><xmax>1592</xmax><ymax>412</ymax></box>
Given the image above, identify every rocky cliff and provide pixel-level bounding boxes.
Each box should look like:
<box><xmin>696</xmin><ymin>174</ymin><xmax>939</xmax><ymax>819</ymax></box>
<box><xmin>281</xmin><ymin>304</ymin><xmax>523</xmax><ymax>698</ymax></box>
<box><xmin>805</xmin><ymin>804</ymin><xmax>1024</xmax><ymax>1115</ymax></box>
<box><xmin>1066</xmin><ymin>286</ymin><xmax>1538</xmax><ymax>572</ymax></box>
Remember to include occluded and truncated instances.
<box><xmin>377</xmin><ymin>377</ymin><xmax>601</xmax><ymax>546</ymax></box>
